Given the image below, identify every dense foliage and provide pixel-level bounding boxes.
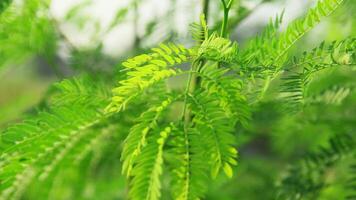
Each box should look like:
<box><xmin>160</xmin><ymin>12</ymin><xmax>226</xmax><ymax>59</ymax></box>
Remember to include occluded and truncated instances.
<box><xmin>0</xmin><ymin>0</ymin><xmax>355</xmax><ymax>199</ymax></box>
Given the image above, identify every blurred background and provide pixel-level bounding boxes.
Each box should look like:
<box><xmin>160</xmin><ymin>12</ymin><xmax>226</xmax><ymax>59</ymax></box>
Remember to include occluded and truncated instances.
<box><xmin>0</xmin><ymin>0</ymin><xmax>355</xmax><ymax>199</ymax></box>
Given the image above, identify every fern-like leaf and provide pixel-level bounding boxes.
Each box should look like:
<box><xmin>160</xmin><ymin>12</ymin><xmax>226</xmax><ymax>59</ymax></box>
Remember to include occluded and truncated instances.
<box><xmin>106</xmin><ymin>43</ymin><xmax>193</xmax><ymax>113</ymax></box>
<box><xmin>269</xmin><ymin>0</ymin><xmax>345</xmax><ymax>67</ymax></box>
<box><xmin>189</xmin><ymin>90</ymin><xmax>238</xmax><ymax>178</ymax></box>
<box><xmin>129</xmin><ymin>124</ymin><xmax>173</xmax><ymax>200</ymax></box>
<box><xmin>197</xmin><ymin>33</ymin><xmax>238</xmax><ymax>64</ymax></box>
<box><xmin>280</xmin><ymin>38</ymin><xmax>356</xmax><ymax>111</ymax></box>
<box><xmin>121</xmin><ymin>95</ymin><xmax>179</xmax><ymax>176</ymax></box>
<box><xmin>277</xmin><ymin>133</ymin><xmax>356</xmax><ymax>200</ymax></box>
<box><xmin>0</xmin><ymin>104</ymin><xmax>104</xmax><ymax>200</ymax></box>
<box><xmin>0</xmin><ymin>77</ymin><xmax>110</xmax><ymax>199</ymax></box>
<box><xmin>168</xmin><ymin>126</ymin><xmax>209</xmax><ymax>200</ymax></box>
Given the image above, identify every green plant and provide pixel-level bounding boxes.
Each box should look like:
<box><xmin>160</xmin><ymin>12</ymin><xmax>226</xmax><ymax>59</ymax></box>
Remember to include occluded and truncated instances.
<box><xmin>0</xmin><ymin>0</ymin><xmax>355</xmax><ymax>199</ymax></box>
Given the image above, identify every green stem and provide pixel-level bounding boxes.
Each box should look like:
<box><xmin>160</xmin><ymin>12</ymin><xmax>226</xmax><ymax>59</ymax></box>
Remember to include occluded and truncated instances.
<box><xmin>181</xmin><ymin>0</ymin><xmax>210</xmax><ymax>123</ymax></box>
<box><xmin>133</xmin><ymin>0</ymin><xmax>141</xmax><ymax>48</ymax></box>
<box><xmin>220</xmin><ymin>0</ymin><xmax>234</xmax><ymax>38</ymax></box>
<box><xmin>195</xmin><ymin>0</ymin><xmax>210</xmax><ymax>87</ymax></box>
<box><xmin>182</xmin><ymin>61</ymin><xmax>206</xmax><ymax>122</ymax></box>
<box><xmin>221</xmin><ymin>9</ymin><xmax>229</xmax><ymax>37</ymax></box>
<box><xmin>202</xmin><ymin>0</ymin><xmax>210</xmax><ymax>22</ymax></box>
<box><xmin>181</xmin><ymin>62</ymin><xmax>196</xmax><ymax>123</ymax></box>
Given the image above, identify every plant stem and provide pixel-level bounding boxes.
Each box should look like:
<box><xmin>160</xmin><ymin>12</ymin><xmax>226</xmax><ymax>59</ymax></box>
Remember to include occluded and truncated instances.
<box><xmin>221</xmin><ymin>9</ymin><xmax>229</xmax><ymax>38</ymax></box>
<box><xmin>181</xmin><ymin>60</ymin><xmax>199</xmax><ymax>124</ymax></box>
<box><xmin>181</xmin><ymin>0</ymin><xmax>210</xmax><ymax>123</ymax></box>
<box><xmin>133</xmin><ymin>0</ymin><xmax>141</xmax><ymax>48</ymax></box>
<box><xmin>194</xmin><ymin>0</ymin><xmax>210</xmax><ymax>89</ymax></box>
<box><xmin>220</xmin><ymin>0</ymin><xmax>234</xmax><ymax>38</ymax></box>
<box><xmin>202</xmin><ymin>0</ymin><xmax>210</xmax><ymax>22</ymax></box>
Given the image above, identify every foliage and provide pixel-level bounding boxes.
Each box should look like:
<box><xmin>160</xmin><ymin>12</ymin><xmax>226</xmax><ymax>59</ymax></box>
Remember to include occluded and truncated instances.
<box><xmin>0</xmin><ymin>0</ymin><xmax>355</xmax><ymax>199</ymax></box>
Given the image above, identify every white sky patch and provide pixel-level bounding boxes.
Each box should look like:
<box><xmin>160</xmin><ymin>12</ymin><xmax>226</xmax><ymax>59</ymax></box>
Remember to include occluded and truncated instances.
<box><xmin>51</xmin><ymin>0</ymin><xmax>312</xmax><ymax>56</ymax></box>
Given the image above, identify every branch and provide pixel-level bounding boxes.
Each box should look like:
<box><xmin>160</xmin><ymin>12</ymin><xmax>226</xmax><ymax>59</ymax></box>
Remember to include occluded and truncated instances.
<box><xmin>220</xmin><ymin>0</ymin><xmax>234</xmax><ymax>38</ymax></box>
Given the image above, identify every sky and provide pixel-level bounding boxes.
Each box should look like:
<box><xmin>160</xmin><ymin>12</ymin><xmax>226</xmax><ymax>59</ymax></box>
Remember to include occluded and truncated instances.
<box><xmin>50</xmin><ymin>0</ymin><xmax>310</xmax><ymax>56</ymax></box>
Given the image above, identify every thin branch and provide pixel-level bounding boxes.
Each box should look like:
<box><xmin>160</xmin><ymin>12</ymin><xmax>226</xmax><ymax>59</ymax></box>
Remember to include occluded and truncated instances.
<box><xmin>181</xmin><ymin>0</ymin><xmax>210</xmax><ymax>123</ymax></box>
<box><xmin>220</xmin><ymin>0</ymin><xmax>234</xmax><ymax>38</ymax></box>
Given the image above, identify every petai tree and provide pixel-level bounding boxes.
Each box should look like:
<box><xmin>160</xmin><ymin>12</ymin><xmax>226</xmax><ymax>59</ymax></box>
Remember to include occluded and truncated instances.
<box><xmin>0</xmin><ymin>0</ymin><xmax>355</xmax><ymax>199</ymax></box>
